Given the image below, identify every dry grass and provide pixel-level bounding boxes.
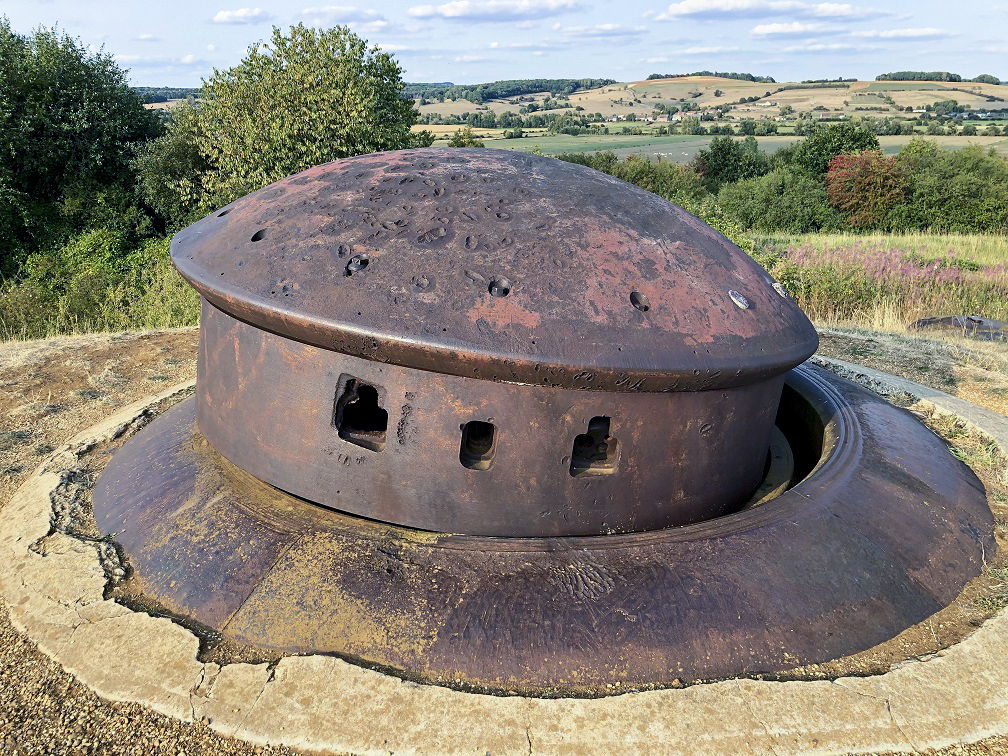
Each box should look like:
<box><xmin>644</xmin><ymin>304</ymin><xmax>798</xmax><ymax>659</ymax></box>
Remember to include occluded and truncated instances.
<box><xmin>773</xmin><ymin>232</ymin><xmax>1008</xmax><ymax>266</ymax></box>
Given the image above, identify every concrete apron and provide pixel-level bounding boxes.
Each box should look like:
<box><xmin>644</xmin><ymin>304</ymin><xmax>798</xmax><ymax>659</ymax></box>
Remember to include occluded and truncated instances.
<box><xmin>0</xmin><ymin>362</ymin><xmax>1005</xmax><ymax>756</ymax></box>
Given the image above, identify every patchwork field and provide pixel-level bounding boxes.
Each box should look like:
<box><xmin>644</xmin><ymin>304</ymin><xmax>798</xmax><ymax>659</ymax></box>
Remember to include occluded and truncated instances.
<box><xmin>415</xmin><ymin>75</ymin><xmax>1008</xmax><ymax>128</ymax></box>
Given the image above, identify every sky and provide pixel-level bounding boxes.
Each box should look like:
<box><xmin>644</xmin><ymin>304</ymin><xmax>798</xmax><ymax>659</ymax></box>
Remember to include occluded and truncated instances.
<box><xmin>4</xmin><ymin>0</ymin><xmax>1006</xmax><ymax>87</ymax></box>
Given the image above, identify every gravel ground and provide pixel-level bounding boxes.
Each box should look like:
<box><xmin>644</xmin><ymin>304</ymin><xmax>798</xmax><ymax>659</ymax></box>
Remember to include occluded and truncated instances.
<box><xmin>0</xmin><ymin>326</ymin><xmax>1005</xmax><ymax>755</ymax></box>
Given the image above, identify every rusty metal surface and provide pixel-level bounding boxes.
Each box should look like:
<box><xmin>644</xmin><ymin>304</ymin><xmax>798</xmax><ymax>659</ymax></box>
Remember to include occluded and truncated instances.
<box><xmin>196</xmin><ymin>299</ymin><xmax>782</xmax><ymax>536</ymax></box>
<box><xmin>93</xmin><ymin>365</ymin><xmax>996</xmax><ymax>695</ymax></box>
<box><xmin>171</xmin><ymin>148</ymin><xmax>818</xmax><ymax>393</ymax></box>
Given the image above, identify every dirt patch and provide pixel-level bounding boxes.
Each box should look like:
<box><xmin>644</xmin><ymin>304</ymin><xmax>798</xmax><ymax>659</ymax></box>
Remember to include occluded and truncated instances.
<box><xmin>817</xmin><ymin>327</ymin><xmax>1008</xmax><ymax>416</ymax></box>
<box><xmin>0</xmin><ymin>329</ymin><xmax>296</xmax><ymax>755</ymax></box>
<box><xmin>0</xmin><ymin>330</ymin><xmax>199</xmax><ymax>507</ymax></box>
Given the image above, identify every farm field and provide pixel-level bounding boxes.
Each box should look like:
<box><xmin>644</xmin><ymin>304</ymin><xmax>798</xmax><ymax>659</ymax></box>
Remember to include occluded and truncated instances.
<box><xmin>418</xmin><ymin>127</ymin><xmax>1008</xmax><ymax>162</ymax></box>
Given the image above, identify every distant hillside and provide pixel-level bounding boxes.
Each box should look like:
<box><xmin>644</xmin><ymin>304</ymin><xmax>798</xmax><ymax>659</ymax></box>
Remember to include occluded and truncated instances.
<box><xmin>132</xmin><ymin>86</ymin><xmax>201</xmax><ymax>103</ymax></box>
<box><xmin>403</xmin><ymin>78</ymin><xmax>617</xmax><ymax>104</ymax></box>
<box><xmin>647</xmin><ymin>71</ymin><xmax>776</xmax><ymax>83</ymax></box>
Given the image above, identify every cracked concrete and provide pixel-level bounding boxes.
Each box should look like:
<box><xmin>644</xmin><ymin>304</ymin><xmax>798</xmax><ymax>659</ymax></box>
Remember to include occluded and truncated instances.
<box><xmin>0</xmin><ymin>373</ymin><xmax>1007</xmax><ymax>754</ymax></box>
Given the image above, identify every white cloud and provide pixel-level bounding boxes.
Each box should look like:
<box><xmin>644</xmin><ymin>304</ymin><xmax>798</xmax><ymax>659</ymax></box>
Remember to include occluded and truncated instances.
<box><xmin>751</xmin><ymin>21</ymin><xmax>839</xmax><ymax>36</ymax></box>
<box><xmin>301</xmin><ymin>5</ymin><xmax>389</xmax><ymax>32</ymax></box>
<box><xmin>556</xmin><ymin>23</ymin><xmax>647</xmax><ymax>40</ymax></box>
<box><xmin>135</xmin><ymin>33</ymin><xmax>160</xmax><ymax>42</ymax></box>
<box><xmin>654</xmin><ymin>0</ymin><xmax>886</xmax><ymax>21</ymax></box>
<box><xmin>645</xmin><ymin>45</ymin><xmax>740</xmax><ymax>60</ymax></box>
<box><xmin>851</xmin><ymin>27</ymin><xmax>953</xmax><ymax>39</ymax></box>
<box><xmin>454</xmin><ymin>54</ymin><xmax>487</xmax><ymax>61</ymax></box>
<box><xmin>408</xmin><ymin>0</ymin><xmax>582</xmax><ymax>22</ymax></box>
<box><xmin>681</xmin><ymin>44</ymin><xmax>740</xmax><ymax>53</ymax></box>
<box><xmin>207</xmin><ymin>43</ymin><xmax>216</xmax><ymax>51</ymax></box>
<box><xmin>782</xmin><ymin>41</ymin><xmax>872</xmax><ymax>51</ymax></box>
<box><xmin>212</xmin><ymin>8</ymin><xmax>273</xmax><ymax>24</ymax></box>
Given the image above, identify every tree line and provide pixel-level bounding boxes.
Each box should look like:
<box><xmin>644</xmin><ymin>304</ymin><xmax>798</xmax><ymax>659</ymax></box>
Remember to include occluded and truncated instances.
<box><xmin>132</xmin><ymin>86</ymin><xmax>201</xmax><ymax>103</ymax></box>
<box><xmin>876</xmin><ymin>71</ymin><xmax>1002</xmax><ymax>84</ymax></box>
<box><xmin>403</xmin><ymin>78</ymin><xmax>616</xmax><ymax>104</ymax></box>
<box><xmin>646</xmin><ymin>71</ymin><xmax>776</xmax><ymax>83</ymax></box>
<box><xmin>557</xmin><ymin>123</ymin><xmax>1008</xmax><ymax>243</ymax></box>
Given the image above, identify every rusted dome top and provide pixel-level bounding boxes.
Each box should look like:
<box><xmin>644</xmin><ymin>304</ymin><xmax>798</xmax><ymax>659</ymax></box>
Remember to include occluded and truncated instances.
<box><xmin>171</xmin><ymin>147</ymin><xmax>817</xmax><ymax>392</ymax></box>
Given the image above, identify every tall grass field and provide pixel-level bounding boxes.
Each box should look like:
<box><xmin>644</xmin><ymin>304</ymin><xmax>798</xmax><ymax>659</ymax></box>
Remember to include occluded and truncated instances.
<box><xmin>753</xmin><ymin>233</ymin><xmax>1008</xmax><ymax>330</ymax></box>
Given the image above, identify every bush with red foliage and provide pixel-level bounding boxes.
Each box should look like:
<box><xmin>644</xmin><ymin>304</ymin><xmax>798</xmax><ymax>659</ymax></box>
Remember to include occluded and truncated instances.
<box><xmin>825</xmin><ymin>150</ymin><xmax>908</xmax><ymax>230</ymax></box>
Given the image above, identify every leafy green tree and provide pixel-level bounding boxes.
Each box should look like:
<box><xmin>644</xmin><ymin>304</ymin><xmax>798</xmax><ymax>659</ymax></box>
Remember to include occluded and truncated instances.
<box><xmin>0</xmin><ymin>19</ymin><xmax>160</xmax><ymax>273</ymax></box>
<box><xmin>447</xmin><ymin>126</ymin><xmax>485</xmax><ymax>147</ymax></box>
<box><xmin>691</xmin><ymin>135</ymin><xmax>770</xmax><ymax>193</ymax></box>
<box><xmin>791</xmin><ymin>122</ymin><xmax>879</xmax><ymax>176</ymax></box>
<box><xmin>680</xmin><ymin>115</ymin><xmax>703</xmax><ymax>135</ymax></box>
<box><xmin>195</xmin><ymin>24</ymin><xmax>432</xmax><ymax>208</ymax></box>
<box><xmin>893</xmin><ymin>140</ymin><xmax>1008</xmax><ymax>232</ymax></box>
<box><xmin>133</xmin><ymin>100</ymin><xmax>210</xmax><ymax>231</ymax></box>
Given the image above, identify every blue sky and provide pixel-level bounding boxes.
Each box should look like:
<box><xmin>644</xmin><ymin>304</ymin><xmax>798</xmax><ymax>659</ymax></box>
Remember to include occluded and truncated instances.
<box><xmin>5</xmin><ymin>0</ymin><xmax>1006</xmax><ymax>86</ymax></box>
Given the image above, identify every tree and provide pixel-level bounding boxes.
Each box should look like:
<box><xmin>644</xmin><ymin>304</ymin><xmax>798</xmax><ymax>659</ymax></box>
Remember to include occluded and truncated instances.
<box><xmin>133</xmin><ymin>100</ymin><xmax>210</xmax><ymax>230</ymax></box>
<box><xmin>447</xmin><ymin>126</ymin><xmax>485</xmax><ymax>147</ymax></box>
<box><xmin>681</xmin><ymin>115</ymin><xmax>703</xmax><ymax>135</ymax></box>
<box><xmin>826</xmin><ymin>150</ymin><xmax>907</xmax><ymax>229</ymax></box>
<box><xmin>792</xmin><ymin>122</ymin><xmax>879</xmax><ymax>176</ymax></box>
<box><xmin>0</xmin><ymin>19</ymin><xmax>160</xmax><ymax>273</ymax></box>
<box><xmin>718</xmin><ymin>168</ymin><xmax>844</xmax><ymax>233</ymax></box>
<box><xmin>195</xmin><ymin>24</ymin><xmax>432</xmax><ymax>208</ymax></box>
<box><xmin>691</xmin><ymin>135</ymin><xmax>770</xmax><ymax>193</ymax></box>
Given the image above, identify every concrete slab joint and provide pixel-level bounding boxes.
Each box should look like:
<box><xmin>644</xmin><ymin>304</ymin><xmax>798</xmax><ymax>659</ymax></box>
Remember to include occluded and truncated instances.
<box><xmin>1</xmin><ymin>371</ymin><xmax>1007</xmax><ymax>754</ymax></box>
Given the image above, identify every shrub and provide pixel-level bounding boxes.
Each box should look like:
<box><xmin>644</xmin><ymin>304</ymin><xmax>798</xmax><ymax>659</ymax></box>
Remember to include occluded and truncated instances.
<box><xmin>134</xmin><ymin>100</ymin><xmax>210</xmax><ymax>231</ymax></box>
<box><xmin>691</xmin><ymin>135</ymin><xmax>770</xmax><ymax>193</ymax></box>
<box><xmin>826</xmin><ymin>150</ymin><xmax>908</xmax><ymax>230</ymax></box>
<box><xmin>609</xmin><ymin>155</ymin><xmax>708</xmax><ymax>205</ymax></box>
<box><xmin>0</xmin><ymin>232</ymin><xmax>198</xmax><ymax>338</ymax></box>
<box><xmin>791</xmin><ymin>122</ymin><xmax>880</xmax><ymax>176</ymax></box>
<box><xmin>141</xmin><ymin>24</ymin><xmax>434</xmax><ymax>215</ymax></box>
<box><xmin>718</xmin><ymin>168</ymin><xmax>844</xmax><ymax>233</ymax></box>
<box><xmin>447</xmin><ymin>126</ymin><xmax>485</xmax><ymax>147</ymax></box>
<box><xmin>895</xmin><ymin>140</ymin><xmax>1008</xmax><ymax>232</ymax></box>
<box><xmin>0</xmin><ymin>19</ymin><xmax>160</xmax><ymax>273</ymax></box>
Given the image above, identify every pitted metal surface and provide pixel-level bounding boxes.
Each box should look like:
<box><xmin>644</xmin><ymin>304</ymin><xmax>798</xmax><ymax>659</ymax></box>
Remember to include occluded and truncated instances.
<box><xmin>169</xmin><ymin>148</ymin><xmax>820</xmax><ymax>535</ymax></box>
<box><xmin>195</xmin><ymin>301</ymin><xmax>783</xmax><ymax>536</ymax></box>
<box><xmin>172</xmin><ymin>148</ymin><xmax>817</xmax><ymax>392</ymax></box>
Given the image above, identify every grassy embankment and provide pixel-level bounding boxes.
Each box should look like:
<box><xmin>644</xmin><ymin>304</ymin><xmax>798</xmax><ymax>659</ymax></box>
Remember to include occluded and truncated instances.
<box><xmin>754</xmin><ymin>232</ymin><xmax>1008</xmax><ymax>331</ymax></box>
<box><xmin>0</xmin><ymin>238</ymin><xmax>199</xmax><ymax>341</ymax></box>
